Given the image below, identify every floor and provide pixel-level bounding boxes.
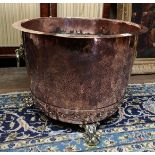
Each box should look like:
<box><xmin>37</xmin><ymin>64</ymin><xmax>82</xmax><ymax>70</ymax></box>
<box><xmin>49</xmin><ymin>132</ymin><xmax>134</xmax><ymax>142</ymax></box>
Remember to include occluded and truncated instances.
<box><xmin>0</xmin><ymin>67</ymin><xmax>155</xmax><ymax>94</ymax></box>
<box><xmin>0</xmin><ymin>67</ymin><xmax>30</xmax><ymax>94</ymax></box>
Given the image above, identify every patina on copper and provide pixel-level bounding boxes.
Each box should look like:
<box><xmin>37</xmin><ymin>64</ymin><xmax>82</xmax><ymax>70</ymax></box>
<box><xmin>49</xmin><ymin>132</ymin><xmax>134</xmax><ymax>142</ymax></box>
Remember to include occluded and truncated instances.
<box><xmin>13</xmin><ymin>17</ymin><xmax>141</xmax><ymax>125</ymax></box>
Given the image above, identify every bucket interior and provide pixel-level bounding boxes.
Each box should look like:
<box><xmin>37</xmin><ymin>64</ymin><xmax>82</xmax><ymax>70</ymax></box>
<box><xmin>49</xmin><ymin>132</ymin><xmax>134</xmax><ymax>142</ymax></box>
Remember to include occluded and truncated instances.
<box><xmin>21</xmin><ymin>17</ymin><xmax>140</xmax><ymax>37</ymax></box>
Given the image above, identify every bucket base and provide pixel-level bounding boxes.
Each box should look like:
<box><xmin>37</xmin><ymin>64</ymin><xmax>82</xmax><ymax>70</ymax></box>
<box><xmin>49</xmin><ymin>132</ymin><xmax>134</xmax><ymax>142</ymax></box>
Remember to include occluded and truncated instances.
<box><xmin>32</xmin><ymin>94</ymin><xmax>119</xmax><ymax>125</ymax></box>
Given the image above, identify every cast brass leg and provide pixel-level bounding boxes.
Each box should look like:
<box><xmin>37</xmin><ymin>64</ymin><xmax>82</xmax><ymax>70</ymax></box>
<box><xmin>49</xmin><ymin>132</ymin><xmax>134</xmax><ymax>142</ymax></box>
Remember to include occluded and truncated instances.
<box><xmin>81</xmin><ymin>122</ymin><xmax>100</xmax><ymax>146</ymax></box>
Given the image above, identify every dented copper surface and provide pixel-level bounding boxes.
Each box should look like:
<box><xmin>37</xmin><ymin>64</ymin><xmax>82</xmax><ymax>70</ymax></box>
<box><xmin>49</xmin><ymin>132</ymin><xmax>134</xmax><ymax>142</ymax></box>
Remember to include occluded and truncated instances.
<box><xmin>13</xmin><ymin>17</ymin><xmax>141</xmax><ymax>124</ymax></box>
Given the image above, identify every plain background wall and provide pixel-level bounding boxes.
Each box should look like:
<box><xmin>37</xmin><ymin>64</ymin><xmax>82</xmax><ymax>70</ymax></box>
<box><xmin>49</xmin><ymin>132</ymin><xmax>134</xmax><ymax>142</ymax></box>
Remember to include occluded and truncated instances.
<box><xmin>0</xmin><ymin>3</ymin><xmax>40</xmax><ymax>46</ymax></box>
<box><xmin>0</xmin><ymin>3</ymin><xmax>103</xmax><ymax>46</ymax></box>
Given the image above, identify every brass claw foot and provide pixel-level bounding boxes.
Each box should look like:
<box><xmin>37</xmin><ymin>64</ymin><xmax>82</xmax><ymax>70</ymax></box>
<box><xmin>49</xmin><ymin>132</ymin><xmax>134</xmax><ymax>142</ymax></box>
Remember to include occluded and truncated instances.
<box><xmin>81</xmin><ymin>122</ymin><xmax>100</xmax><ymax>146</ymax></box>
<box><xmin>23</xmin><ymin>96</ymin><xmax>34</xmax><ymax>107</ymax></box>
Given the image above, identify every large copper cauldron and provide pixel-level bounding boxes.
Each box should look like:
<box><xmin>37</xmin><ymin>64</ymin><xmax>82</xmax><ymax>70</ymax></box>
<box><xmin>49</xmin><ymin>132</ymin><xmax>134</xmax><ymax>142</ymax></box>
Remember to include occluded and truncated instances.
<box><xmin>13</xmin><ymin>17</ymin><xmax>141</xmax><ymax>126</ymax></box>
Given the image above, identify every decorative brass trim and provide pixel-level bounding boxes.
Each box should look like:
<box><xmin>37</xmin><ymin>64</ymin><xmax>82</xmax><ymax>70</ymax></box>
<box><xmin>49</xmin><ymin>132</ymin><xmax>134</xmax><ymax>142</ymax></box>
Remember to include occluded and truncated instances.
<box><xmin>32</xmin><ymin>94</ymin><xmax>119</xmax><ymax>125</ymax></box>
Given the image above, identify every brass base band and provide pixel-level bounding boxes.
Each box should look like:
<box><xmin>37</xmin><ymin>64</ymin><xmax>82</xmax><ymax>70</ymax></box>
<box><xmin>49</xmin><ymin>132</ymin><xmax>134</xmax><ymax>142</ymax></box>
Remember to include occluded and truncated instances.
<box><xmin>32</xmin><ymin>95</ymin><xmax>119</xmax><ymax>124</ymax></box>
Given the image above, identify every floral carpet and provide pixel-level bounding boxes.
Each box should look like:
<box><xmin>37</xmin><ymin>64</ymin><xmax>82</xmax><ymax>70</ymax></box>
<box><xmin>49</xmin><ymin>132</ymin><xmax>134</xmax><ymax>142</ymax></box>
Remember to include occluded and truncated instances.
<box><xmin>0</xmin><ymin>83</ymin><xmax>155</xmax><ymax>152</ymax></box>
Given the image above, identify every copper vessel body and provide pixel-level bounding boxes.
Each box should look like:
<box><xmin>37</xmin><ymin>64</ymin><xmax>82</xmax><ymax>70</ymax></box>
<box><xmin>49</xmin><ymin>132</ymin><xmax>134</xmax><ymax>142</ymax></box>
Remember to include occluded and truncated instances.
<box><xmin>13</xmin><ymin>17</ymin><xmax>140</xmax><ymax>124</ymax></box>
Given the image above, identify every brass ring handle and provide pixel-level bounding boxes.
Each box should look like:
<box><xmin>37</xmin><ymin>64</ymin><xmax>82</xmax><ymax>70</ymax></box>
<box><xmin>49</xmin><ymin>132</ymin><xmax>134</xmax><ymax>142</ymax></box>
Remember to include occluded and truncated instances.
<box><xmin>15</xmin><ymin>43</ymin><xmax>24</xmax><ymax>67</ymax></box>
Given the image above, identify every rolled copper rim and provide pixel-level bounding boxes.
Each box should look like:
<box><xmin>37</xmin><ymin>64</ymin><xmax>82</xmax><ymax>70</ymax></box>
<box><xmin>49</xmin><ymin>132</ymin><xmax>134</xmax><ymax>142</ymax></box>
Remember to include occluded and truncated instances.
<box><xmin>12</xmin><ymin>17</ymin><xmax>144</xmax><ymax>39</ymax></box>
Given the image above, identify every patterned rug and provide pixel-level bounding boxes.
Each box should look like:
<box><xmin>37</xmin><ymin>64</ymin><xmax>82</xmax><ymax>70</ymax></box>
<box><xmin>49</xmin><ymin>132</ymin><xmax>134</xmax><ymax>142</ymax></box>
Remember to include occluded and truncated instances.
<box><xmin>0</xmin><ymin>83</ymin><xmax>155</xmax><ymax>152</ymax></box>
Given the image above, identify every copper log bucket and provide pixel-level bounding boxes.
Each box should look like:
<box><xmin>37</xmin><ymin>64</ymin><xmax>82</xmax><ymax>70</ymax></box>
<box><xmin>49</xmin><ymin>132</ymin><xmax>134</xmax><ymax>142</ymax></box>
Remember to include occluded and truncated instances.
<box><xmin>13</xmin><ymin>17</ymin><xmax>141</xmax><ymax>125</ymax></box>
